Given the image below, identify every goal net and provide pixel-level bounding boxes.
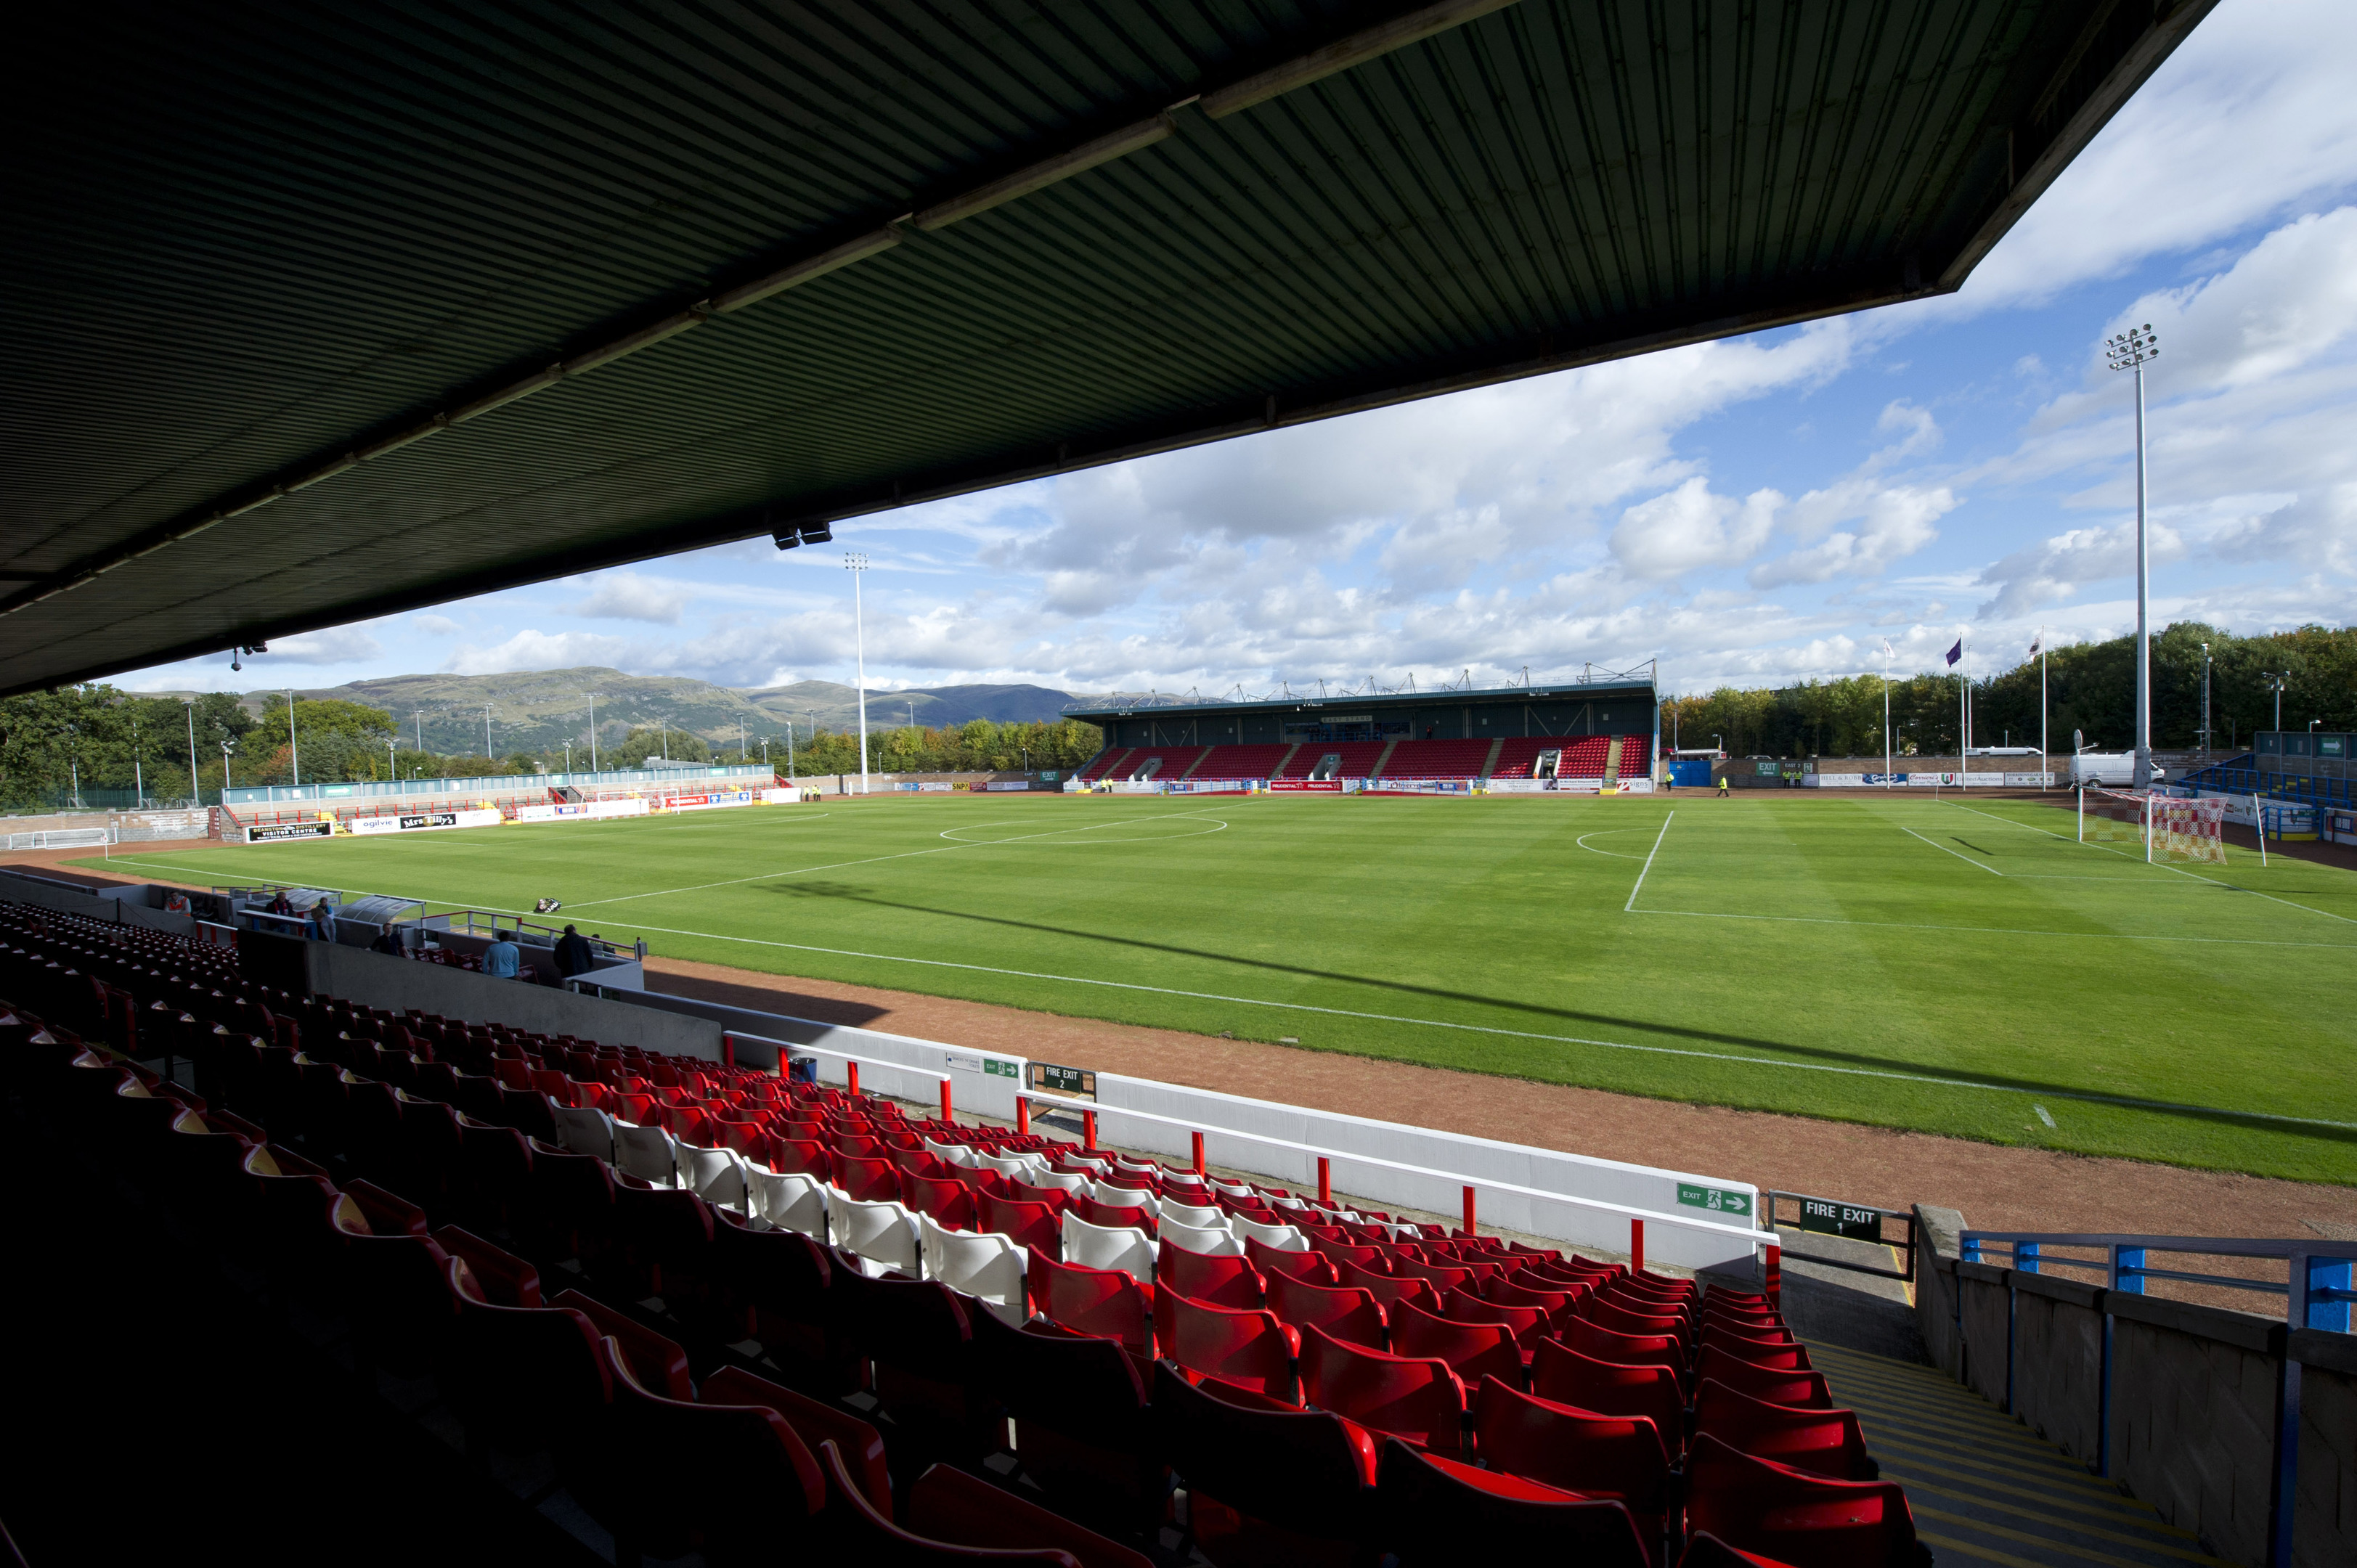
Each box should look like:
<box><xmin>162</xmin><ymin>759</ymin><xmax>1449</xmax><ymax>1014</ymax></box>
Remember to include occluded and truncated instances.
<box><xmin>2079</xmin><ymin>789</ymin><xmax>2227</xmax><ymax>864</ymax></box>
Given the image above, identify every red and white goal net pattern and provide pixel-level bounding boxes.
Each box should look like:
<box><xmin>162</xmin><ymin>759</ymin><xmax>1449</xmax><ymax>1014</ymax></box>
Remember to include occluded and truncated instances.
<box><xmin>2083</xmin><ymin>789</ymin><xmax>2227</xmax><ymax>863</ymax></box>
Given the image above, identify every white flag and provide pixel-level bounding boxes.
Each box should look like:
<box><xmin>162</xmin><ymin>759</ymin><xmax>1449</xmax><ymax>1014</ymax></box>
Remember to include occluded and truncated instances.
<box><xmin>2028</xmin><ymin>634</ymin><xmax>2042</xmax><ymax>657</ymax></box>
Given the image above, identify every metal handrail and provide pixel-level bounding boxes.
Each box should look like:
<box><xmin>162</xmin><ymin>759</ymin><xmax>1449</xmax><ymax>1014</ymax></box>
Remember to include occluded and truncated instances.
<box><xmin>1956</xmin><ymin>1229</ymin><xmax>2356</xmax><ymax>1568</ymax></box>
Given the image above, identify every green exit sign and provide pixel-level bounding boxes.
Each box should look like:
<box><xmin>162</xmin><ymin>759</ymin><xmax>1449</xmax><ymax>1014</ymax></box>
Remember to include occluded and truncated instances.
<box><xmin>1677</xmin><ymin>1184</ymin><xmax>1753</xmax><ymax>1217</ymax></box>
<box><xmin>1796</xmin><ymin>1196</ymin><xmax>1881</xmax><ymax>1239</ymax></box>
<box><xmin>982</xmin><ymin>1057</ymin><xmax>1017</xmax><ymax>1079</ymax></box>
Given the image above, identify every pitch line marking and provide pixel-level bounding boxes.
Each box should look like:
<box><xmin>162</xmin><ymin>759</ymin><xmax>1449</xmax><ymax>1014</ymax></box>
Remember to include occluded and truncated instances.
<box><xmin>553</xmin><ymin>809</ymin><xmax>1233</xmax><ymax>910</ymax></box>
<box><xmin>1629</xmin><ymin>906</ymin><xmax>2353</xmax><ymax>949</ymax></box>
<box><xmin>1624</xmin><ymin>812</ymin><xmax>1674</xmax><ymax>911</ymax></box>
<box><xmin>1576</xmin><ymin>830</ymin><xmax>1649</xmax><ymax>859</ymax></box>
<box><xmin>86</xmin><ymin>853</ymin><xmax>2357</xmax><ymax>1131</ymax></box>
<box><xmin>1898</xmin><ymin>822</ymin><xmax>2004</xmax><ymax>876</ymax></box>
<box><xmin>576</xmin><ymin>916</ymin><xmax>2357</xmax><ymax>1136</ymax></box>
<box><xmin>1937</xmin><ymin>799</ymin><xmax>2357</xmax><ymax>926</ymax></box>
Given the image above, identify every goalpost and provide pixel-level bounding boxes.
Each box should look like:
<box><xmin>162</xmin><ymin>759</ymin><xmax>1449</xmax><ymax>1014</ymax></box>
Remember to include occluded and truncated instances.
<box><xmin>2077</xmin><ymin>787</ymin><xmax>2228</xmax><ymax>865</ymax></box>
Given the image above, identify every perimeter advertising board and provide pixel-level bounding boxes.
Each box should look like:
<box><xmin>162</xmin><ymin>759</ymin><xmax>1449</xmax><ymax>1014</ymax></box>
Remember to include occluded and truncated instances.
<box><xmin>245</xmin><ymin>820</ymin><xmax>333</xmax><ymax>844</ymax></box>
<box><xmin>513</xmin><ymin>799</ymin><xmax>652</xmax><ymax>823</ymax></box>
<box><xmin>349</xmin><ymin>808</ymin><xmax>503</xmax><ymax>836</ymax></box>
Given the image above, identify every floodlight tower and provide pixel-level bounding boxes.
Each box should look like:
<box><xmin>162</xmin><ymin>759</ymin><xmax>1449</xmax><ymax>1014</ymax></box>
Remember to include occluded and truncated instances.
<box><xmin>844</xmin><ymin>553</ymin><xmax>871</xmax><ymax>794</ymax></box>
<box><xmin>2262</xmin><ymin>671</ymin><xmax>2289</xmax><ymax>734</ymax></box>
<box><xmin>2104</xmin><ymin>322</ymin><xmax>2159</xmax><ymax>788</ymax></box>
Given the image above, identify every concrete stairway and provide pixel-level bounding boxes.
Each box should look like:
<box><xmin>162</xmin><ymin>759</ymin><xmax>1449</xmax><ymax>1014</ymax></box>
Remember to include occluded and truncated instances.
<box><xmin>1807</xmin><ymin>1339</ymin><xmax>2228</xmax><ymax>1568</ymax></box>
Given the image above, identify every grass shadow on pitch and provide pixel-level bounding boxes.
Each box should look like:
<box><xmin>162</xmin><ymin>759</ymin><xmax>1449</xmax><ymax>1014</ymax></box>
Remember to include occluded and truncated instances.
<box><xmin>764</xmin><ymin>880</ymin><xmax>2354</xmax><ymax>1143</ymax></box>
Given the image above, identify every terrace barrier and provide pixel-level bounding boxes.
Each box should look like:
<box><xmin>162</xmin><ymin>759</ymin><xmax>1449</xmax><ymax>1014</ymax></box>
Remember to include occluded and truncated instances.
<box><xmin>1914</xmin><ymin>1215</ymin><xmax>2357</xmax><ymax>1568</ymax></box>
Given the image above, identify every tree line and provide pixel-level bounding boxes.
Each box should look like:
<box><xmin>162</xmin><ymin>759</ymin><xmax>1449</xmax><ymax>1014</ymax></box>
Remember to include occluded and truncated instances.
<box><xmin>0</xmin><ymin>688</ymin><xmax>1106</xmax><ymax>811</ymax></box>
<box><xmin>1663</xmin><ymin>622</ymin><xmax>2356</xmax><ymax>759</ymax></box>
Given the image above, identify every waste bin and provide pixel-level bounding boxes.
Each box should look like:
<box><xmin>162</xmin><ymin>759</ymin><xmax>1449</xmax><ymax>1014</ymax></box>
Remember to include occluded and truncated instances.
<box><xmin>787</xmin><ymin>1056</ymin><xmax>819</xmax><ymax>1085</ymax></box>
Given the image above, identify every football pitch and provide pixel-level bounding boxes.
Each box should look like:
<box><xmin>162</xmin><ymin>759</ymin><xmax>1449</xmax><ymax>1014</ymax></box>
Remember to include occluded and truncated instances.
<box><xmin>81</xmin><ymin>793</ymin><xmax>2357</xmax><ymax>1184</ymax></box>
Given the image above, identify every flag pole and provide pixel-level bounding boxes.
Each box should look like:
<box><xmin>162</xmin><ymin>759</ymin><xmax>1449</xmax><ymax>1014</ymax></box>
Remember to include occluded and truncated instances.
<box><xmin>2038</xmin><ymin>628</ymin><xmax>2048</xmax><ymax>792</ymax></box>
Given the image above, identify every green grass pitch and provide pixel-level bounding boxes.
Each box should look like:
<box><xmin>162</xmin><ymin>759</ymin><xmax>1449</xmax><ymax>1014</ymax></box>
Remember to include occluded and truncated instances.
<box><xmin>79</xmin><ymin>793</ymin><xmax>2357</xmax><ymax>1184</ymax></box>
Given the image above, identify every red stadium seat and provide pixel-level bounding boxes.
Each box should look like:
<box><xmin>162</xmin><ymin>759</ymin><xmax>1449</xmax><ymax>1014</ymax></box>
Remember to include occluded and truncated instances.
<box><xmin>1389</xmin><ymin>1297</ymin><xmax>1523</xmax><ymax>1388</ymax></box>
<box><xmin>1298</xmin><ymin>1323</ymin><xmax>1467</xmax><ymax>1455</ymax></box>
<box><xmin>1150</xmin><ymin>1362</ymin><xmax>1377</xmax><ymax>1568</ymax></box>
<box><xmin>1565</xmin><ymin>1318</ymin><xmax>1686</xmax><ymax>1379</ymax></box>
<box><xmin>1374</xmin><ymin>1437</ymin><xmax>1651</xmax><ymax>1567</ymax></box>
<box><xmin>1245</xmin><ymin>1234</ymin><xmax>1336</xmax><ymax>1285</ymax></box>
<box><xmin>1334</xmin><ymin>1255</ymin><xmax>1440</xmax><ymax>1314</ymax></box>
<box><xmin>966</xmin><ymin>1311</ymin><xmax>1165</xmax><ymax>1538</ymax></box>
<box><xmin>1585</xmin><ymin>1294</ymin><xmax>1696</xmax><ymax>1347</ymax></box>
<box><xmin>594</xmin><ymin>1338</ymin><xmax>825</xmax><ymax>1566</ymax></box>
<box><xmin>1441</xmin><ymin>1286</ymin><xmax>1551</xmax><ymax>1355</ymax></box>
<box><xmin>1155</xmin><ymin>1246</ymin><xmax>1266</xmax><ymax>1348</ymax></box>
<box><xmin>1694</xmin><ymin>1379</ymin><xmax>1876</xmax><ymax>1479</ymax></box>
<box><xmin>553</xmin><ymin>1287</ymin><xmax>693</xmax><ymax>1399</ymax></box>
<box><xmin>1265</xmin><ymin>1270</ymin><xmax>1388</xmax><ymax>1352</ymax></box>
<box><xmin>1706</xmin><ymin>1323</ymin><xmax>1807</xmax><ymax>1362</ymax></box>
<box><xmin>816</xmin><ymin>1440</ymin><xmax>1080</xmax><ymax>1565</ymax></box>
<box><xmin>980</xmin><ymin>1192</ymin><xmax>1063</xmax><ymax>1256</ymax></box>
<box><xmin>1682</xmin><ymin>1434</ymin><xmax>1917</xmax><ymax>1568</ymax></box>
<box><xmin>1677</xmin><ymin>1532</ymin><xmax>1804</xmax><ymax>1568</ymax></box>
<box><xmin>1474</xmin><ymin>1376</ymin><xmax>1674</xmax><ymax>1559</ymax></box>
<box><xmin>1030</xmin><ymin>1248</ymin><xmax>1155</xmax><ymax>1357</ymax></box>
<box><xmin>1696</xmin><ymin>1346</ymin><xmax>1833</xmax><ymax>1408</ymax></box>
<box><xmin>699</xmin><ymin>1364</ymin><xmax>892</xmax><ymax>1514</ymax></box>
<box><xmin>907</xmin><ymin>1463</ymin><xmax>1156</xmax><ymax>1568</ymax></box>
<box><xmin>1070</xmin><ymin>1193</ymin><xmax>1157</xmax><ymax>1236</ymax></box>
<box><xmin>1488</xmin><ymin>1275</ymin><xmax>1581</xmax><ymax>1325</ymax></box>
<box><xmin>833</xmin><ymin>1151</ymin><xmax>903</xmax><ymax>1204</ymax></box>
<box><xmin>903</xmin><ymin>1169</ymin><xmax>980</xmax><ymax>1230</ymax></box>
<box><xmin>1530</xmin><ymin>1339</ymin><xmax>1687</xmax><ymax>1448</ymax></box>
<box><xmin>766</xmin><ymin>1134</ymin><xmax>830</xmax><ymax>1177</ymax></box>
<box><xmin>1164</xmin><ymin>1294</ymin><xmax>1300</xmax><ymax>1402</ymax></box>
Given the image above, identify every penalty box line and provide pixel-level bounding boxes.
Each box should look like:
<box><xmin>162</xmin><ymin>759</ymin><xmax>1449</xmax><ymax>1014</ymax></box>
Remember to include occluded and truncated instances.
<box><xmin>1937</xmin><ymin>798</ymin><xmax>2357</xmax><ymax>927</ymax></box>
<box><xmin>608</xmin><ymin>915</ymin><xmax>2357</xmax><ymax>1136</ymax></box>
<box><xmin>1629</xmin><ymin>906</ymin><xmax>2353</xmax><ymax>950</ymax></box>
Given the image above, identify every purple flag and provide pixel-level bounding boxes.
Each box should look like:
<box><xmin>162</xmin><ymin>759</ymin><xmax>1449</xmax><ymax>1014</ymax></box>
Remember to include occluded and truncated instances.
<box><xmin>1945</xmin><ymin>638</ymin><xmax>1963</xmax><ymax>667</ymax></box>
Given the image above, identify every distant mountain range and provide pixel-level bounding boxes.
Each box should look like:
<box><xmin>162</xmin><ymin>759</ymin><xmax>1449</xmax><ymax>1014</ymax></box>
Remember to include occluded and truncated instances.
<box><xmin>199</xmin><ymin>668</ymin><xmax>1094</xmax><ymax>756</ymax></box>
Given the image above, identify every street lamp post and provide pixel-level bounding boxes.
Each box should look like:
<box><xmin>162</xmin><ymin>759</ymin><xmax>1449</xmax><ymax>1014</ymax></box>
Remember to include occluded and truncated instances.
<box><xmin>2263</xmin><ymin>671</ymin><xmax>2288</xmax><ymax>735</ymax></box>
<box><xmin>584</xmin><ymin>693</ymin><xmax>600</xmax><ymax>772</ymax></box>
<box><xmin>221</xmin><ymin>739</ymin><xmax>236</xmax><ymax>794</ymax></box>
<box><xmin>845</xmin><ymin>553</ymin><xmax>871</xmax><ymax>794</ymax></box>
<box><xmin>182</xmin><ymin>698</ymin><xmax>200</xmax><ymax>806</ymax></box>
<box><xmin>482</xmin><ymin>702</ymin><xmax>495</xmax><ymax>761</ymax></box>
<box><xmin>2199</xmin><ymin>642</ymin><xmax>2211</xmax><ymax>756</ymax></box>
<box><xmin>285</xmin><ymin>691</ymin><xmax>301</xmax><ymax>787</ymax></box>
<box><xmin>2104</xmin><ymin>322</ymin><xmax>2159</xmax><ymax>788</ymax></box>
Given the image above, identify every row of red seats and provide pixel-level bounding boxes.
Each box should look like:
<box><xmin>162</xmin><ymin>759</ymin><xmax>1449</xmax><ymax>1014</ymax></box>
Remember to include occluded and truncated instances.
<box><xmin>4</xmin><ymin>919</ymin><xmax>1918</xmax><ymax>1567</ymax></box>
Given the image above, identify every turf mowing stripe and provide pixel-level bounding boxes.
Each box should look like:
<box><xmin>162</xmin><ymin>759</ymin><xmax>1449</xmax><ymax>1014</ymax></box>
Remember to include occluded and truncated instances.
<box><xmin>1624</xmin><ymin>810</ymin><xmax>1674</xmax><ymax>910</ymax></box>
<box><xmin>1629</xmin><ymin>907</ymin><xmax>2352</xmax><ymax>950</ymax></box>
<box><xmin>76</xmin><ymin>851</ymin><xmax>2357</xmax><ymax>1134</ymax></box>
<box><xmin>574</xmin><ymin>915</ymin><xmax>2357</xmax><ymax>1135</ymax></box>
<box><xmin>555</xmin><ymin>809</ymin><xmax>1233</xmax><ymax>911</ymax></box>
<box><xmin>1900</xmin><ymin>822</ymin><xmax>2006</xmax><ymax>875</ymax></box>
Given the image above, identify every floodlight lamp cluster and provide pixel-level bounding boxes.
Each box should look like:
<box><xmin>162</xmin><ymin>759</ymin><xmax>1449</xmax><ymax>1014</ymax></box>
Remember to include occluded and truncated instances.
<box><xmin>229</xmin><ymin>640</ymin><xmax>267</xmax><ymax>671</ymax></box>
<box><xmin>2104</xmin><ymin>323</ymin><xmax>2158</xmax><ymax>369</ymax></box>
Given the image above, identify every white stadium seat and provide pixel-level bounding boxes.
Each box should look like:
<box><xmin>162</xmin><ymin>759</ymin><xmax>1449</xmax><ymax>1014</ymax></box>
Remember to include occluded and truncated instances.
<box><xmin>921</xmin><ymin>1215</ymin><xmax>1027</xmax><ymax>1325</ymax></box>
<box><xmin>1059</xmin><ymin>1212</ymin><xmax>1157</xmax><ymax>1280</ymax></box>
<box><xmin>1160</xmin><ymin>1218</ymin><xmax>1244</xmax><ymax>1257</ymax></box>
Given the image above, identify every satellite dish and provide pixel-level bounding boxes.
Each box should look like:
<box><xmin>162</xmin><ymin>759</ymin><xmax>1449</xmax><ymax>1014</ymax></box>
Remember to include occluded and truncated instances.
<box><xmin>2073</xmin><ymin>729</ymin><xmax>2083</xmax><ymax>752</ymax></box>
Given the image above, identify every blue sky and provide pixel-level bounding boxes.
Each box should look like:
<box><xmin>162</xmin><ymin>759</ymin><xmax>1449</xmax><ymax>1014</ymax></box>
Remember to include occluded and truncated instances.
<box><xmin>127</xmin><ymin>0</ymin><xmax>2357</xmax><ymax>701</ymax></box>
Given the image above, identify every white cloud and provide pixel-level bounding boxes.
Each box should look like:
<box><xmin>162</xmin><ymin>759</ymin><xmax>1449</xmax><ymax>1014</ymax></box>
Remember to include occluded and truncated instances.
<box><xmin>569</xmin><ymin>571</ymin><xmax>691</xmax><ymax>624</ymax></box>
<box><xmin>2098</xmin><ymin>206</ymin><xmax>2357</xmax><ymax>391</ymax></box>
<box><xmin>441</xmin><ymin>629</ymin><xmax>637</xmax><ymax>676</ymax></box>
<box><xmin>264</xmin><ymin>626</ymin><xmax>383</xmax><ymax>664</ymax></box>
<box><xmin>1955</xmin><ymin>0</ymin><xmax>2357</xmax><ymax>309</ymax></box>
<box><xmin>1749</xmin><ymin>481</ymin><xmax>1957</xmax><ymax>588</ymax></box>
<box><xmin>1973</xmin><ymin>518</ymin><xmax>2189</xmax><ymax>619</ymax></box>
<box><xmin>411</xmin><ymin>613</ymin><xmax>460</xmax><ymax>636</ymax></box>
<box><xmin>1609</xmin><ymin>479</ymin><xmax>1782</xmax><ymax>579</ymax></box>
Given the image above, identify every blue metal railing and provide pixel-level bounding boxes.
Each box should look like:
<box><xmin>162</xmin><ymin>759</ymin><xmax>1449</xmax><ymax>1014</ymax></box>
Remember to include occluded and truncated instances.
<box><xmin>1960</xmin><ymin>1231</ymin><xmax>2356</xmax><ymax>1568</ymax></box>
